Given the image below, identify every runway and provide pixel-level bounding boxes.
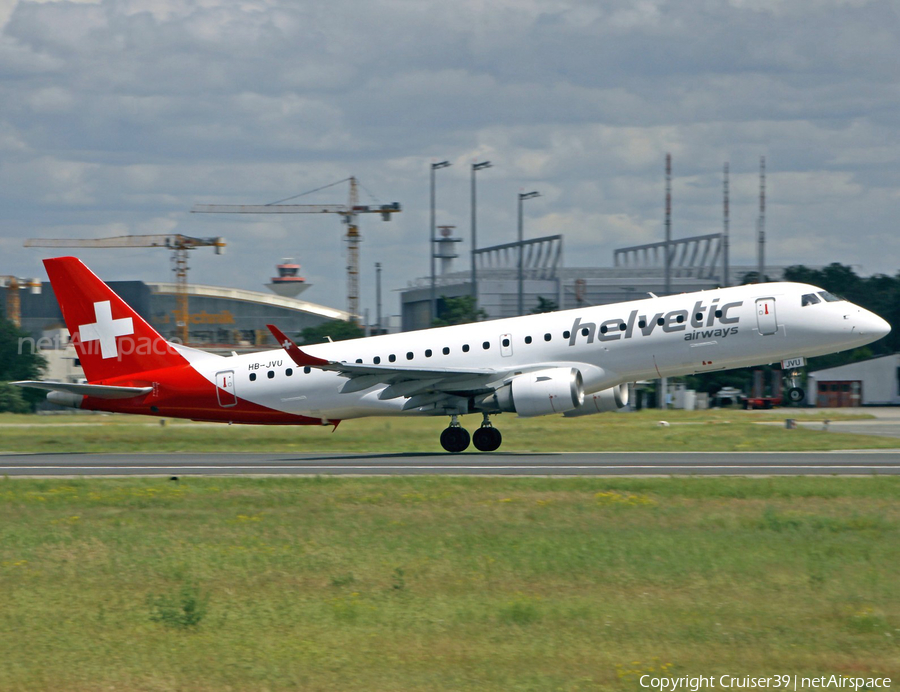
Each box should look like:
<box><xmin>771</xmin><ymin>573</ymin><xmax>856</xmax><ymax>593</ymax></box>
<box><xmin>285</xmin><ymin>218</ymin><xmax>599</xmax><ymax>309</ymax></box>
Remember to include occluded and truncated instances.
<box><xmin>1</xmin><ymin>450</ymin><xmax>899</xmax><ymax>476</ymax></box>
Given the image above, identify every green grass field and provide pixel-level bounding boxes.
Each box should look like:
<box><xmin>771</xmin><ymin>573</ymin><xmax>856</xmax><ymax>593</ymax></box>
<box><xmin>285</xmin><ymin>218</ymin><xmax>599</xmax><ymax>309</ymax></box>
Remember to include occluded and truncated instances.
<box><xmin>1</xmin><ymin>476</ymin><xmax>898</xmax><ymax>691</ymax></box>
<box><xmin>0</xmin><ymin>409</ymin><xmax>896</xmax><ymax>453</ymax></box>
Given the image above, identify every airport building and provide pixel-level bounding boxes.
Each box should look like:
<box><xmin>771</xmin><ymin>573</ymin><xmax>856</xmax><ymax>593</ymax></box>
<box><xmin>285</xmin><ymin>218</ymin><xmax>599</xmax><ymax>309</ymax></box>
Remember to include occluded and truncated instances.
<box><xmin>15</xmin><ymin>280</ymin><xmax>350</xmax><ymax>347</ymax></box>
<box><xmin>808</xmin><ymin>354</ymin><xmax>900</xmax><ymax>407</ymax></box>
<box><xmin>402</xmin><ymin>233</ymin><xmax>786</xmax><ymax>331</ymax></box>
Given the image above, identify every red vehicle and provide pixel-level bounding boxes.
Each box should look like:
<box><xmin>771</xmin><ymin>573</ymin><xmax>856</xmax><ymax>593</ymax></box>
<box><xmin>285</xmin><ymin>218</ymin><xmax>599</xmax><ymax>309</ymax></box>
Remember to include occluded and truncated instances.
<box><xmin>743</xmin><ymin>395</ymin><xmax>783</xmax><ymax>410</ymax></box>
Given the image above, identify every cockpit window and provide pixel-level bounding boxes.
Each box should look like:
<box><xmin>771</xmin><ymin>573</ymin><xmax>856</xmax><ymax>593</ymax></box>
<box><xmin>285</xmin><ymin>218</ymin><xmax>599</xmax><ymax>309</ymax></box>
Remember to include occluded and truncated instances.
<box><xmin>818</xmin><ymin>291</ymin><xmax>842</xmax><ymax>303</ymax></box>
<box><xmin>801</xmin><ymin>293</ymin><xmax>821</xmax><ymax>306</ymax></box>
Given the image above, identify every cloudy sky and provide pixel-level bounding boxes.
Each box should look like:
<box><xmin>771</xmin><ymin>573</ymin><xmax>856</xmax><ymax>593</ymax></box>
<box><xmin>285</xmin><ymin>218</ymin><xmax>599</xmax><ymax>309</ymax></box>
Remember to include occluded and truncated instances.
<box><xmin>1</xmin><ymin>0</ymin><xmax>898</xmax><ymax>320</ymax></box>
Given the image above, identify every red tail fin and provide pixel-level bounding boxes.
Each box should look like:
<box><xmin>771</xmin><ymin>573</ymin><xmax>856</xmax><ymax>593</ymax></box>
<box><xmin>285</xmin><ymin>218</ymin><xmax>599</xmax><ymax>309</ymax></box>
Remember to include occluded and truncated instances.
<box><xmin>44</xmin><ymin>257</ymin><xmax>187</xmax><ymax>382</ymax></box>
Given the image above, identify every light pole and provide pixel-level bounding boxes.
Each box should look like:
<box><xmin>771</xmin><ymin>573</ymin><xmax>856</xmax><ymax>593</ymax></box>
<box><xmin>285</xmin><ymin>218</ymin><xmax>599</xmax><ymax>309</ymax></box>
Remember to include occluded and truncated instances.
<box><xmin>517</xmin><ymin>190</ymin><xmax>540</xmax><ymax>315</ymax></box>
<box><xmin>375</xmin><ymin>262</ymin><xmax>382</xmax><ymax>335</ymax></box>
<box><xmin>430</xmin><ymin>160</ymin><xmax>451</xmax><ymax>324</ymax></box>
<box><xmin>471</xmin><ymin>160</ymin><xmax>491</xmax><ymax>310</ymax></box>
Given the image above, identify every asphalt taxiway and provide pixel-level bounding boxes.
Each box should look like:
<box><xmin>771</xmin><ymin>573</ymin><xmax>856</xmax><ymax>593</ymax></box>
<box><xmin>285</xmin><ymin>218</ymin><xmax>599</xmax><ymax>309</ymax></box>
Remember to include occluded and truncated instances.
<box><xmin>1</xmin><ymin>450</ymin><xmax>898</xmax><ymax>476</ymax></box>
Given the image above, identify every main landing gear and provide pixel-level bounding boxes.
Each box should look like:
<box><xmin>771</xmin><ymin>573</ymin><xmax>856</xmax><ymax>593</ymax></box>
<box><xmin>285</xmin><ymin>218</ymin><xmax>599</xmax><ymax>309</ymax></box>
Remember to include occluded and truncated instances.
<box><xmin>439</xmin><ymin>414</ymin><xmax>503</xmax><ymax>453</ymax></box>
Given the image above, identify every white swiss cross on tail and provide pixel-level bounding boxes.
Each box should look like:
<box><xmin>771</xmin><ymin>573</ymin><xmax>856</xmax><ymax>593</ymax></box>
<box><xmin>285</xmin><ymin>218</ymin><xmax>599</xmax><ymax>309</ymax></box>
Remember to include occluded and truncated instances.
<box><xmin>78</xmin><ymin>300</ymin><xmax>134</xmax><ymax>359</ymax></box>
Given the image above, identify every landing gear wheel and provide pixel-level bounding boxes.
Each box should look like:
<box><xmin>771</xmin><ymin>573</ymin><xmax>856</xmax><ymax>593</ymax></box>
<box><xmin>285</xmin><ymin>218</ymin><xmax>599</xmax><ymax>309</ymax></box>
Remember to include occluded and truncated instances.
<box><xmin>473</xmin><ymin>426</ymin><xmax>502</xmax><ymax>452</ymax></box>
<box><xmin>787</xmin><ymin>387</ymin><xmax>805</xmax><ymax>403</ymax></box>
<box><xmin>440</xmin><ymin>426</ymin><xmax>470</xmax><ymax>453</ymax></box>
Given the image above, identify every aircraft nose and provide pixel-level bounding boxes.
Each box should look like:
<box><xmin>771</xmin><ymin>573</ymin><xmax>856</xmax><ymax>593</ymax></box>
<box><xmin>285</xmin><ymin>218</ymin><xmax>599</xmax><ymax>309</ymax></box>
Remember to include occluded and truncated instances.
<box><xmin>858</xmin><ymin>309</ymin><xmax>891</xmax><ymax>339</ymax></box>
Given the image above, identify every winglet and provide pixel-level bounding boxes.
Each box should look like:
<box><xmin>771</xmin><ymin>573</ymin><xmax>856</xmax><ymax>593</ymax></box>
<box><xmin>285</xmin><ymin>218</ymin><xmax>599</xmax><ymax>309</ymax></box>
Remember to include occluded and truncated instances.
<box><xmin>267</xmin><ymin>325</ymin><xmax>330</xmax><ymax>367</ymax></box>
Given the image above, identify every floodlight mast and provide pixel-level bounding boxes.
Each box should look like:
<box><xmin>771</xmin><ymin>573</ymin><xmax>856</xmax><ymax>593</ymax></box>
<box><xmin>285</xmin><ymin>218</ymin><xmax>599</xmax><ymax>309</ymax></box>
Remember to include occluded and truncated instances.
<box><xmin>429</xmin><ymin>161</ymin><xmax>451</xmax><ymax>324</ymax></box>
<box><xmin>517</xmin><ymin>190</ymin><xmax>540</xmax><ymax>315</ymax></box>
<box><xmin>471</xmin><ymin>160</ymin><xmax>492</xmax><ymax>311</ymax></box>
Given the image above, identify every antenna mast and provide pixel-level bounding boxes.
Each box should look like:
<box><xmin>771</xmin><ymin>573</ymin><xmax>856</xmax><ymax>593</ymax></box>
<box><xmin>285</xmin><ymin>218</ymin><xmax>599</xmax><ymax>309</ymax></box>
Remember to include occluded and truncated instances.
<box><xmin>757</xmin><ymin>156</ymin><xmax>766</xmax><ymax>283</ymax></box>
<box><xmin>664</xmin><ymin>153</ymin><xmax>672</xmax><ymax>295</ymax></box>
<box><xmin>723</xmin><ymin>162</ymin><xmax>730</xmax><ymax>287</ymax></box>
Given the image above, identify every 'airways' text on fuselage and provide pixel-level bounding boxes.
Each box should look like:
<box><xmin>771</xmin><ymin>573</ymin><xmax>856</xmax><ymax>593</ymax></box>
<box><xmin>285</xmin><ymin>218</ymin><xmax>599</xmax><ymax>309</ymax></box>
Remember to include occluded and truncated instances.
<box><xmin>567</xmin><ymin>299</ymin><xmax>743</xmax><ymax>345</ymax></box>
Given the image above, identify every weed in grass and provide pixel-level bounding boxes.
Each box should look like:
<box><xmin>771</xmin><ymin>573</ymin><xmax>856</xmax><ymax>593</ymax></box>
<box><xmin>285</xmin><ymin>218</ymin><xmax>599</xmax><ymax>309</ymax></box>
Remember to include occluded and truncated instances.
<box><xmin>759</xmin><ymin>507</ymin><xmax>804</xmax><ymax>531</ymax></box>
<box><xmin>392</xmin><ymin>567</ymin><xmax>406</xmax><ymax>591</ymax></box>
<box><xmin>498</xmin><ymin>596</ymin><xmax>541</xmax><ymax>625</ymax></box>
<box><xmin>595</xmin><ymin>490</ymin><xmax>656</xmax><ymax>507</ymax></box>
<box><xmin>616</xmin><ymin>659</ymin><xmax>673</xmax><ymax>682</ymax></box>
<box><xmin>330</xmin><ymin>572</ymin><xmax>355</xmax><ymax>587</ymax></box>
<box><xmin>148</xmin><ymin>582</ymin><xmax>208</xmax><ymax>629</ymax></box>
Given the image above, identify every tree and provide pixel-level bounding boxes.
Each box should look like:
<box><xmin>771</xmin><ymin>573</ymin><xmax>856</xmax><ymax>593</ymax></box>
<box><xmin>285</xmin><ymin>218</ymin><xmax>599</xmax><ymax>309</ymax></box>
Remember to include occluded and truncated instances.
<box><xmin>432</xmin><ymin>295</ymin><xmax>488</xmax><ymax>327</ymax></box>
<box><xmin>0</xmin><ymin>382</ymin><xmax>30</xmax><ymax>413</ymax></box>
<box><xmin>530</xmin><ymin>297</ymin><xmax>559</xmax><ymax>314</ymax></box>
<box><xmin>296</xmin><ymin>319</ymin><xmax>364</xmax><ymax>345</ymax></box>
<box><xmin>0</xmin><ymin>317</ymin><xmax>46</xmax><ymax>412</ymax></box>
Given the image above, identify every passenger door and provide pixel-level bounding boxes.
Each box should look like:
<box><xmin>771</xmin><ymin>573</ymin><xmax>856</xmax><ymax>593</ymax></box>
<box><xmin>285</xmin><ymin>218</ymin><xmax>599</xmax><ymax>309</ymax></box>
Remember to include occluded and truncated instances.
<box><xmin>215</xmin><ymin>370</ymin><xmax>237</xmax><ymax>407</ymax></box>
<box><xmin>756</xmin><ymin>298</ymin><xmax>778</xmax><ymax>335</ymax></box>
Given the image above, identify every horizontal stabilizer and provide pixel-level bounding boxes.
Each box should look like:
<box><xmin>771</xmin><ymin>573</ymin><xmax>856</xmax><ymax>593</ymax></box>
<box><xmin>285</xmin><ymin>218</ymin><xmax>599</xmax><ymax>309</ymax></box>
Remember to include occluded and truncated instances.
<box><xmin>12</xmin><ymin>381</ymin><xmax>153</xmax><ymax>399</ymax></box>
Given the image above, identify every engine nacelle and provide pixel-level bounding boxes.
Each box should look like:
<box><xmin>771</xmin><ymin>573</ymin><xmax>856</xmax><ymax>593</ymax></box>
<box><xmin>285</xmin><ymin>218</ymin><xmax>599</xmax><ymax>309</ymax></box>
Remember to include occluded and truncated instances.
<box><xmin>46</xmin><ymin>391</ymin><xmax>83</xmax><ymax>408</ymax></box>
<box><xmin>479</xmin><ymin>367</ymin><xmax>584</xmax><ymax>417</ymax></box>
<box><xmin>563</xmin><ymin>383</ymin><xmax>629</xmax><ymax>417</ymax></box>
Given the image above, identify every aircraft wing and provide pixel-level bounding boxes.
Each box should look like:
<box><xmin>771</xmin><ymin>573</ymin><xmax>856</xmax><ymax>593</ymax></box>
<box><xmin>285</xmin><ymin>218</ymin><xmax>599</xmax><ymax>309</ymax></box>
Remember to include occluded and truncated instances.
<box><xmin>13</xmin><ymin>381</ymin><xmax>153</xmax><ymax>399</ymax></box>
<box><xmin>267</xmin><ymin>325</ymin><xmax>516</xmax><ymax>409</ymax></box>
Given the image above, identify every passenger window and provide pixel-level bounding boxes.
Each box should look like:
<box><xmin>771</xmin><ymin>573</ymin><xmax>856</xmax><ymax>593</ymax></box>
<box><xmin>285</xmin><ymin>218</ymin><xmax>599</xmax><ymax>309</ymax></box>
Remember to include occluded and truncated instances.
<box><xmin>657</xmin><ymin>317</ymin><xmax>665</xmax><ymax>326</ymax></box>
<box><xmin>676</xmin><ymin>315</ymin><xmax>684</xmax><ymax>323</ymax></box>
<box><xmin>267</xmin><ymin>371</ymin><xmax>275</xmax><ymax>379</ymax></box>
<box><xmin>619</xmin><ymin>323</ymin><xmax>626</xmax><ymax>331</ymax></box>
<box><xmin>600</xmin><ymin>325</ymin><xmax>608</xmax><ymax>334</ymax></box>
<box><xmin>389</xmin><ymin>354</ymin><xmax>397</xmax><ymax>362</ymax></box>
<box><xmin>581</xmin><ymin>328</ymin><xmax>589</xmax><ymax>336</ymax></box>
<box><xmin>544</xmin><ymin>333</ymin><xmax>551</xmax><ymax>342</ymax></box>
<box><xmin>714</xmin><ymin>310</ymin><xmax>722</xmax><ymax>318</ymax></box>
<box><xmin>502</xmin><ymin>338</ymin><xmax>510</xmax><ymax>347</ymax></box>
<box><xmin>462</xmin><ymin>344</ymin><xmax>470</xmax><ymax>353</ymax></box>
<box><xmin>303</xmin><ymin>366</ymin><xmax>311</xmax><ymax>374</ymax></box>
<box><xmin>425</xmin><ymin>349</ymin><xmax>432</xmax><ymax>357</ymax></box>
<box><xmin>286</xmin><ymin>368</ymin><xmax>293</xmax><ymax>376</ymax></box>
<box><xmin>355</xmin><ymin>359</ymin><xmax>362</xmax><ymax>363</ymax></box>
<box><xmin>442</xmin><ymin>347</ymin><xmax>450</xmax><ymax>355</ymax></box>
<box><xmin>249</xmin><ymin>372</ymin><xmax>257</xmax><ymax>382</ymax></box>
<box><xmin>801</xmin><ymin>293</ymin><xmax>821</xmax><ymax>306</ymax></box>
<box><xmin>406</xmin><ymin>352</ymin><xmax>414</xmax><ymax>360</ymax></box>
<box><xmin>482</xmin><ymin>341</ymin><xmax>490</xmax><ymax>350</ymax></box>
<box><xmin>373</xmin><ymin>356</ymin><xmax>381</xmax><ymax>365</ymax></box>
<box><xmin>524</xmin><ymin>336</ymin><xmax>532</xmax><ymax>344</ymax></box>
<box><xmin>638</xmin><ymin>320</ymin><xmax>646</xmax><ymax>328</ymax></box>
<box><xmin>563</xmin><ymin>331</ymin><xmax>570</xmax><ymax>339</ymax></box>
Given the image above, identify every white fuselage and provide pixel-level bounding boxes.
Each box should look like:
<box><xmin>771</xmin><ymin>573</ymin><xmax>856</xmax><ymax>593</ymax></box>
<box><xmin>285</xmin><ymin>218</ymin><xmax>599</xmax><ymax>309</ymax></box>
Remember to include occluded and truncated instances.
<box><xmin>187</xmin><ymin>282</ymin><xmax>890</xmax><ymax>420</ymax></box>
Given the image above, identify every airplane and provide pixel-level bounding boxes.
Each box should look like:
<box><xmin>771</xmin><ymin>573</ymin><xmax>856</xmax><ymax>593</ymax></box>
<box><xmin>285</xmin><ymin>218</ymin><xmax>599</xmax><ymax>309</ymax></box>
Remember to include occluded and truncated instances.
<box><xmin>14</xmin><ymin>256</ymin><xmax>891</xmax><ymax>452</ymax></box>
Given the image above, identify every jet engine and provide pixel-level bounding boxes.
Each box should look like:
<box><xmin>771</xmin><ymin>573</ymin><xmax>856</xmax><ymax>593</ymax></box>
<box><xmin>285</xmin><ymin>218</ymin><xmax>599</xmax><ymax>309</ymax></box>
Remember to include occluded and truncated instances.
<box><xmin>478</xmin><ymin>367</ymin><xmax>584</xmax><ymax>417</ymax></box>
<box><xmin>563</xmin><ymin>383</ymin><xmax>629</xmax><ymax>417</ymax></box>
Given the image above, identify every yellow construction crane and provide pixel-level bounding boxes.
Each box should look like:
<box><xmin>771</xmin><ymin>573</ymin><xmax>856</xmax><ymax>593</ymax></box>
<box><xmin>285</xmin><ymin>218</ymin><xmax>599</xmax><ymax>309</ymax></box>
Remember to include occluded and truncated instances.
<box><xmin>191</xmin><ymin>176</ymin><xmax>401</xmax><ymax>322</ymax></box>
<box><xmin>1</xmin><ymin>276</ymin><xmax>42</xmax><ymax>328</ymax></box>
<box><xmin>24</xmin><ymin>234</ymin><xmax>225</xmax><ymax>343</ymax></box>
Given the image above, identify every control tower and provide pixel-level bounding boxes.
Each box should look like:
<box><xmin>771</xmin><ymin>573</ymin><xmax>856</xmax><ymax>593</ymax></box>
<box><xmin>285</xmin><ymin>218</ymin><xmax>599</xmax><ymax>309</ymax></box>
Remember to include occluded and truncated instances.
<box><xmin>266</xmin><ymin>258</ymin><xmax>310</xmax><ymax>298</ymax></box>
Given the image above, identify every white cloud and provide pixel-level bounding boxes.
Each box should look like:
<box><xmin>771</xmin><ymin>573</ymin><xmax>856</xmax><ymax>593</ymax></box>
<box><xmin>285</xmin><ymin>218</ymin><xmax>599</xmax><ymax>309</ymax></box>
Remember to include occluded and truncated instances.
<box><xmin>0</xmin><ymin>0</ymin><xmax>898</xmax><ymax>321</ymax></box>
